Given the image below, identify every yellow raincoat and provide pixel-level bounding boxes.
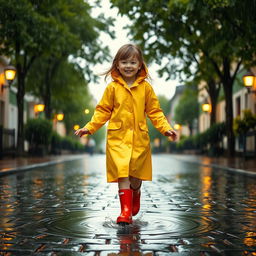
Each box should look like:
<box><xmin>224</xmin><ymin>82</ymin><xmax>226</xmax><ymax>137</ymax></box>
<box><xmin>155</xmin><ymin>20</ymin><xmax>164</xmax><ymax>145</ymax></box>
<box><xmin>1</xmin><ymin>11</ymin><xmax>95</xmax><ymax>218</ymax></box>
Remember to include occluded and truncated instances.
<box><xmin>84</xmin><ymin>66</ymin><xmax>173</xmax><ymax>182</ymax></box>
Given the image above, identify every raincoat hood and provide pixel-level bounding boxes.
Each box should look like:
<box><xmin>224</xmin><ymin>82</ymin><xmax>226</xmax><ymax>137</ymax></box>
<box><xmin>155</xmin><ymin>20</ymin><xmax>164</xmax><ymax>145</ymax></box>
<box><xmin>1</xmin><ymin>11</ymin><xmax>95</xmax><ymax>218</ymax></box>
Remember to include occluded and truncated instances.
<box><xmin>111</xmin><ymin>63</ymin><xmax>148</xmax><ymax>86</ymax></box>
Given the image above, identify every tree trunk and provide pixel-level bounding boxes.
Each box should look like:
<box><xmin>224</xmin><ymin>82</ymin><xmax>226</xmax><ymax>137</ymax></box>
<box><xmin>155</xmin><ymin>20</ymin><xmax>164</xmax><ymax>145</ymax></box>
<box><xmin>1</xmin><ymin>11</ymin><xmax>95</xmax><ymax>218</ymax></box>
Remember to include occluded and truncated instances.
<box><xmin>16</xmin><ymin>62</ymin><xmax>25</xmax><ymax>155</ymax></box>
<box><xmin>189</xmin><ymin>124</ymin><xmax>193</xmax><ymax>136</ymax></box>
<box><xmin>44</xmin><ymin>70</ymin><xmax>52</xmax><ymax>120</ymax></box>
<box><xmin>207</xmin><ymin>56</ymin><xmax>241</xmax><ymax>157</ymax></box>
<box><xmin>222</xmin><ymin>60</ymin><xmax>235</xmax><ymax>157</ymax></box>
<box><xmin>207</xmin><ymin>79</ymin><xmax>220</xmax><ymax>126</ymax></box>
<box><xmin>15</xmin><ymin>41</ymin><xmax>25</xmax><ymax>155</ymax></box>
<box><xmin>15</xmin><ymin>47</ymin><xmax>37</xmax><ymax>156</ymax></box>
<box><xmin>210</xmin><ymin>100</ymin><xmax>216</xmax><ymax>126</ymax></box>
<box><xmin>43</xmin><ymin>58</ymin><xmax>61</xmax><ymax>120</ymax></box>
<box><xmin>223</xmin><ymin>83</ymin><xmax>235</xmax><ymax>156</ymax></box>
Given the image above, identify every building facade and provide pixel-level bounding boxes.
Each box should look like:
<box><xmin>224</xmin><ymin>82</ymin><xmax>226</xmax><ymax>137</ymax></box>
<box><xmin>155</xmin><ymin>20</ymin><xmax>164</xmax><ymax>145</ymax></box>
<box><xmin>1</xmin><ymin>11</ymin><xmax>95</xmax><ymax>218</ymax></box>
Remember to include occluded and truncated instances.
<box><xmin>198</xmin><ymin>69</ymin><xmax>256</xmax><ymax>154</ymax></box>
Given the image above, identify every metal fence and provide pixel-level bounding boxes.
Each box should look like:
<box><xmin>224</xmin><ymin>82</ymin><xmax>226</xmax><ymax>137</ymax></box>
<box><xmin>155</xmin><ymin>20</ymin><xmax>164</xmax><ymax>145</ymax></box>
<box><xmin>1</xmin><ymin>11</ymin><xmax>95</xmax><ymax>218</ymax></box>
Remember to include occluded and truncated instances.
<box><xmin>0</xmin><ymin>126</ymin><xmax>16</xmax><ymax>158</ymax></box>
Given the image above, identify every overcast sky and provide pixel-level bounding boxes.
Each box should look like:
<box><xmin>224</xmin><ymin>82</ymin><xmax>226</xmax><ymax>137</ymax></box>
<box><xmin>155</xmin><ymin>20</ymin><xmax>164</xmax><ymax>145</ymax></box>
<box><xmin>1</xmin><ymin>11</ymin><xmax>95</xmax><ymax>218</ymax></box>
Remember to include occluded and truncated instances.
<box><xmin>88</xmin><ymin>0</ymin><xmax>178</xmax><ymax>102</ymax></box>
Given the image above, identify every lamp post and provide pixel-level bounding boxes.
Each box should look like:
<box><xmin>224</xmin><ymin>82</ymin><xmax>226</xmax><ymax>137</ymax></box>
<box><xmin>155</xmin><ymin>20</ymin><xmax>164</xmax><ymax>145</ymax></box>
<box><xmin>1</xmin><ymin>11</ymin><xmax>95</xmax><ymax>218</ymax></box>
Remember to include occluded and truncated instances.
<box><xmin>201</xmin><ymin>102</ymin><xmax>212</xmax><ymax>131</ymax></box>
<box><xmin>53</xmin><ymin>113</ymin><xmax>64</xmax><ymax>134</ymax></box>
<box><xmin>0</xmin><ymin>65</ymin><xmax>16</xmax><ymax>92</ymax></box>
<box><xmin>243</xmin><ymin>71</ymin><xmax>256</xmax><ymax>94</ymax></box>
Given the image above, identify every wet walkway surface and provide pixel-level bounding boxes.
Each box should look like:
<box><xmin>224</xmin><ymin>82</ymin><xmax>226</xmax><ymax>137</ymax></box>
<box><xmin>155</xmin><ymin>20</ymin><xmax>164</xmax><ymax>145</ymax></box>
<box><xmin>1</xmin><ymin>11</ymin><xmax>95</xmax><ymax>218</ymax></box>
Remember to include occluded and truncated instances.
<box><xmin>0</xmin><ymin>154</ymin><xmax>256</xmax><ymax>255</ymax></box>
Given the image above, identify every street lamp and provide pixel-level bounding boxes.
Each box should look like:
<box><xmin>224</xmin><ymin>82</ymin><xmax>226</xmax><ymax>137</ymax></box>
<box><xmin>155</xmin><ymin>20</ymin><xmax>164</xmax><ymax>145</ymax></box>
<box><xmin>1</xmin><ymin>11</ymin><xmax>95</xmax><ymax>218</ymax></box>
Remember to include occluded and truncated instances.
<box><xmin>34</xmin><ymin>104</ymin><xmax>45</xmax><ymax>113</ymax></box>
<box><xmin>170</xmin><ymin>124</ymin><xmax>182</xmax><ymax>142</ymax></box>
<box><xmin>73</xmin><ymin>124</ymin><xmax>80</xmax><ymax>131</ymax></box>
<box><xmin>53</xmin><ymin>113</ymin><xmax>64</xmax><ymax>133</ymax></box>
<box><xmin>174</xmin><ymin>124</ymin><xmax>181</xmax><ymax>130</ymax></box>
<box><xmin>34</xmin><ymin>104</ymin><xmax>45</xmax><ymax>118</ymax></box>
<box><xmin>4</xmin><ymin>66</ymin><xmax>16</xmax><ymax>84</ymax></box>
<box><xmin>202</xmin><ymin>103</ymin><xmax>212</xmax><ymax>113</ymax></box>
<box><xmin>56</xmin><ymin>113</ymin><xmax>64</xmax><ymax>121</ymax></box>
<box><xmin>0</xmin><ymin>65</ymin><xmax>16</xmax><ymax>92</ymax></box>
<box><xmin>242</xmin><ymin>71</ymin><xmax>256</xmax><ymax>94</ymax></box>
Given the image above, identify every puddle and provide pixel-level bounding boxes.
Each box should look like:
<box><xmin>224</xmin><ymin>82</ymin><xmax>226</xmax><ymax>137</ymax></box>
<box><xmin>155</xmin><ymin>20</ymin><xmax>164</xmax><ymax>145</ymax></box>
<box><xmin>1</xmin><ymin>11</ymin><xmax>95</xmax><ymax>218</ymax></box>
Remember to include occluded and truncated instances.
<box><xmin>36</xmin><ymin>210</ymin><xmax>219</xmax><ymax>239</ymax></box>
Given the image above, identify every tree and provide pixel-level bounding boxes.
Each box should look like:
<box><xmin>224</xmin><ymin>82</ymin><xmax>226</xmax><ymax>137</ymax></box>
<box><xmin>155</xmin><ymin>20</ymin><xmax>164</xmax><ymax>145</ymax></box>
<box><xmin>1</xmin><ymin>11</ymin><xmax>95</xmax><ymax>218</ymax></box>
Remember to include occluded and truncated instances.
<box><xmin>27</xmin><ymin>60</ymin><xmax>91</xmax><ymax>131</ymax></box>
<box><xmin>26</xmin><ymin>0</ymin><xmax>113</xmax><ymax>120</ymax></box>
<box><xmin>0</xmin><ymin>0</ymin><xmax>113</xmax><ymax>154</ymax></box>
<box><xmin>0</xmin><ymin>0</ymin><xmax>54</xmax><ymax>154</ymax></box>
<box><xmin>110</xmin><ymin>0</ymin><xmax>256</xmax><ymax>156</ymax></box>
<box><xmin>194</xmin><ymin>57</ymin><xmax>221</xmax><ymax>126</ymax></box>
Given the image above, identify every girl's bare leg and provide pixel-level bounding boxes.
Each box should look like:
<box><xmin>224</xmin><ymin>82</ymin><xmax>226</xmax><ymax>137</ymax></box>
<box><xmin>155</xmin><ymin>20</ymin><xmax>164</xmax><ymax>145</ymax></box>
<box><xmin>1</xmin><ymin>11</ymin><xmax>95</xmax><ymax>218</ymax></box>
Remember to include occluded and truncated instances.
<box><xmin>129</xmin><ymin>176</ymin><xmax>142</xmax><ymax>216</ymax></box>
<box><xmin>118</xmin><ymin>177</ymin><xmax>130</xmax><ymax>189</ymax></box>
<box><xmin>129</xmin><ymin>176</ymin><xmax>142</xmax><ymax>190</ymax></box>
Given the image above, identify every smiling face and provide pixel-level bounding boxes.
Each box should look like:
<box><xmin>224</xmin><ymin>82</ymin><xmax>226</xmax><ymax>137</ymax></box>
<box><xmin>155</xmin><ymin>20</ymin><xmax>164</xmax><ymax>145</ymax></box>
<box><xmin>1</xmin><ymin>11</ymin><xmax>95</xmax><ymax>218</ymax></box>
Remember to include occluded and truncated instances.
<box><xmin>116</xmin><ymin>56</ymin><xmax>141</xmax><ymax>84</ymax></box>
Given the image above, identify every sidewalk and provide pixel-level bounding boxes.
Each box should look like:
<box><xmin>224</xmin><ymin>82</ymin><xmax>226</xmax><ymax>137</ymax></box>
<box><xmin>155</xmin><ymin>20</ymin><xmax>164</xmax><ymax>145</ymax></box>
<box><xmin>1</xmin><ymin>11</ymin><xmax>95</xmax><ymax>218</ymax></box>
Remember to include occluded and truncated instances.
<box><xmin>0</xmin><ymin>154</ymin><xmax>85</xmax><ymax>176</ymax></box>
<box><xmin>0</xmin><ymin>153</ymin><xmax>255</xmax><ymax>176</ymax></box>
<box><xmin>171</xmin><ymin>154</ymin><xmax>256</xmax><ymax>176</ymax></box>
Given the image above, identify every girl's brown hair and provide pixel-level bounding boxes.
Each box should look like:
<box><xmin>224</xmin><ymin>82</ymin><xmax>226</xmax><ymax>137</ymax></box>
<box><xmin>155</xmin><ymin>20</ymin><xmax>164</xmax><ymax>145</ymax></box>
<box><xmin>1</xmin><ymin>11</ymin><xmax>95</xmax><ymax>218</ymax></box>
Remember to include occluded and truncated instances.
<box><xmin>103</xmin><ymin>44</ymin><xmax>148</xmax><ymax>80</ymax></box>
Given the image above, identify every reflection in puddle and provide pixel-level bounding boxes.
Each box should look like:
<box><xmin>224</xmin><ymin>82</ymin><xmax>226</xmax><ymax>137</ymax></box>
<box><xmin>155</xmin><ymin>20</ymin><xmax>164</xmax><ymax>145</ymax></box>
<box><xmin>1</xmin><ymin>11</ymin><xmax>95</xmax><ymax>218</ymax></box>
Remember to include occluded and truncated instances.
<box><xmin>115</xmin><ymin>223</ymin><xmax>141</xmax><ymax>254</ymax></box>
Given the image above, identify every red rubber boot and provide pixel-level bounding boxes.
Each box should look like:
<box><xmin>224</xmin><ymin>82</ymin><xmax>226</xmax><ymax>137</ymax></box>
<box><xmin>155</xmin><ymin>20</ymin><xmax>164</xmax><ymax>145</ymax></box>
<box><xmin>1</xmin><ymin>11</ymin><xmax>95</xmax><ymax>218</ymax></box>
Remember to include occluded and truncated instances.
<box><xmin>131</xmin><ymin>184</ymin><xmax>141</xmax><ymax>216</ymax></box>
<box><xmin>116</xmin><ymin>189</ymin><xmax>133</xmax><ymax>225</ymax></box>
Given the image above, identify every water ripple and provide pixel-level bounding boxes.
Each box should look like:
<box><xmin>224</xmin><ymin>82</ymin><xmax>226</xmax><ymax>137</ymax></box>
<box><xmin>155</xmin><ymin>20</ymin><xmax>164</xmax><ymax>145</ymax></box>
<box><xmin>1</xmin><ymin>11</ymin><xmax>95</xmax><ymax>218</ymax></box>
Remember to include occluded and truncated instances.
<box><xmin>37</xmin><ymin>210</ymin><xmax>219</xmax><ymax>239</ymax></box>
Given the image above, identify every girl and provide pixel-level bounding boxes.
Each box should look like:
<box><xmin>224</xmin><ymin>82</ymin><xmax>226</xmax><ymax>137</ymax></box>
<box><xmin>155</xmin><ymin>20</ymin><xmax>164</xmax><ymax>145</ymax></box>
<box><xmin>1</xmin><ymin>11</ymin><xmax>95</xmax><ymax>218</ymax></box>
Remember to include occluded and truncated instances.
<box><xmin>75</xmin><ymin>44</ymin><xmax>177</xmax><ymax>225</ymax></box>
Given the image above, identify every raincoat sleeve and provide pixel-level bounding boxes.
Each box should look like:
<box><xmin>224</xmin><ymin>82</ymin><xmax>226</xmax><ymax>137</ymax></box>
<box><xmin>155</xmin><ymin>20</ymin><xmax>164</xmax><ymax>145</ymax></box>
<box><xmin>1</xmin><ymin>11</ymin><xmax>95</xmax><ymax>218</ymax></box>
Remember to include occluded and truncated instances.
<box><xmin>145</xmin><ymin>83</ymin><xmax>173</xmax><ymax>135</ymax></box>
<box><xmin>84</xmin><ymin>84</ymin><xmax>114</xmax><ymax>134</ymax></box>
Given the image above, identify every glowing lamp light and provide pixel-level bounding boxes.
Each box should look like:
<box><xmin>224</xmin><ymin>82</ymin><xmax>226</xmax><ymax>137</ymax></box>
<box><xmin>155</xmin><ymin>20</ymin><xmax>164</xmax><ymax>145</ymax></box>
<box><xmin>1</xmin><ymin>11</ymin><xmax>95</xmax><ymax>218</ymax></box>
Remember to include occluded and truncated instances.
<box><xmin>0</xmin><ymin>73</ymin><xmax>5</xmax><ymax>86</ymax></box>
<box><xmin>202</xmin><ymin>103</ymin><xmax>212</xmax><ymax>113</ymax></box>
<box><xmin>73</xmin><ymin>124</ymin><xmax>80</xmax><ymax>131</ymax></box>
<box><xmin>4</xmin><ymin>66</ymin><xmax>16</xmax><ymax>83</ymax></box>
<box><xmin>243</xmin><ymin>72</ymin><xmax>255</xmax><ymax>88</ymax></box>
<box><xmin>1</xmin><ymin>65</ymin><xmax>16</xmax><ymax>92</ymax></box>
<box><xmin>84</xmin><ymin>109</ymin><xmax>90</xmax><ymax>114</ymax></box>
<box><xmin>34</xmin><ymin>104</ymin><xmax>45</xmax><ymax>113</ymax></box>
<box><xmin>56</xmin><ymin>113</ymin><xmax>64</xmax><ymax>121</ymax></box>
<box><xmin>174</xmin><ymin>124</ymin><xmax>181</xmax><ymax>130</ymax></box>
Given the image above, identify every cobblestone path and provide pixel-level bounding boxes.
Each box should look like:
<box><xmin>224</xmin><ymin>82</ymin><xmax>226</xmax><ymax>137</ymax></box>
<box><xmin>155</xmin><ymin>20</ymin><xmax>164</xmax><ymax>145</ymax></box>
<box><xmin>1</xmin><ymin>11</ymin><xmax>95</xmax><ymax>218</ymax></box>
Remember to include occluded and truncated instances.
<box><xmin>0</xmin><ymin>154</ymin><xmax>255</xmax><ymax>255</ymax></box>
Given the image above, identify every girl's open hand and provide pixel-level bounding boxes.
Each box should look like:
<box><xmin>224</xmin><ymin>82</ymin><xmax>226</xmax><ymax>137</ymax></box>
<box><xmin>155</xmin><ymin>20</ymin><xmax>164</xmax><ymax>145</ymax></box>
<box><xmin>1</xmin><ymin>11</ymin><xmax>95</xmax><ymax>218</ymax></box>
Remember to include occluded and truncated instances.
<box><xmin>74</xmin><ymin>127</ymin><xmax>90</xmax><ymax>137</ymax></box>
<box><xmin>164</xmin><ymin>129</ymin><xmax>178</xmax><ymax>141</ymax></box>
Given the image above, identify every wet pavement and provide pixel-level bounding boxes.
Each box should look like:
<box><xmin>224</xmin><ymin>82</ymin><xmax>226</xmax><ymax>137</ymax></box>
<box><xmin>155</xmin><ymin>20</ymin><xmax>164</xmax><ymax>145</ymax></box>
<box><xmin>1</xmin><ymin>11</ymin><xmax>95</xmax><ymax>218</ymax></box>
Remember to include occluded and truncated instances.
<box><xmin>0</xmin><ymin>154</ymin><xmax>256</xmax><ymax>255</ymax></box>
